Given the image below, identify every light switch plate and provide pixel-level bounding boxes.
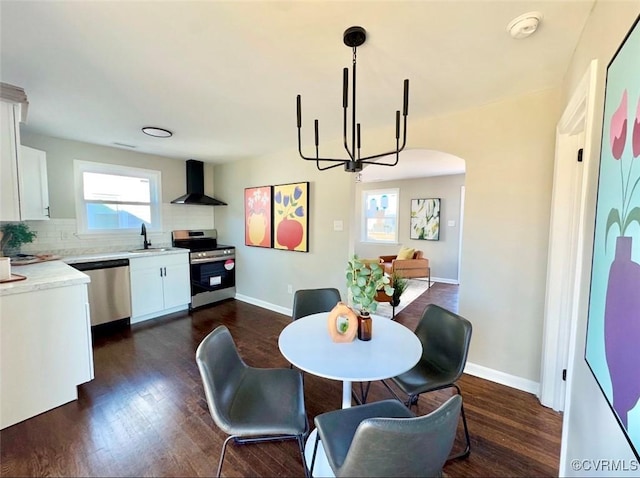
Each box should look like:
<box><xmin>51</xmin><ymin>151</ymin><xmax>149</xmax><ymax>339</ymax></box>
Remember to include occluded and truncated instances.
<box><xmin>448</xmin><ymin>220</ymin><xmax>456</xmax><ymax>227</ymax></box>
<box><xmin>333</xmin><ymin>220</ymin><xmax>343</xmax><ymax>231</ymax></box>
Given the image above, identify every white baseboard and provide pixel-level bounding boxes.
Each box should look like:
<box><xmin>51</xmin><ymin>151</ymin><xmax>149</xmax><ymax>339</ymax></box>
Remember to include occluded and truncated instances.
<box><xmin>234</xmin><ymin>292</ymin><xmax>539</xmax><ymax>396</ymax></box>
<box><xmin>430</xmin><ymin>277</ymin><xmax>459</xmax><ymax>285</ymax></box>
<box><xmin>234</xmin><ymin>293</ymin><xmax>292</xmax><ymax>316</ymax></box>
<box><xmin>464</xmin><ymin>362</ymin><xmax>540</xmax><ymax>395</ymax></box>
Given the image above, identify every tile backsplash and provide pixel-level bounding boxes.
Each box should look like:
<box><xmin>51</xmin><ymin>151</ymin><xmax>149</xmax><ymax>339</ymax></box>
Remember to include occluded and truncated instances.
<box><xmin>13</xmin><ymin>203</ymin><xmax>215</xmax><ymax>256</ymax></box>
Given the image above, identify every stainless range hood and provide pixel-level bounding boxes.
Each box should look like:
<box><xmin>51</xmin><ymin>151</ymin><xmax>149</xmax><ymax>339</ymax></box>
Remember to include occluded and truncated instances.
<box><xmin>171</xmin><ymin>159</ymin><xmax>227</xmax><ymax>206</ymax></box>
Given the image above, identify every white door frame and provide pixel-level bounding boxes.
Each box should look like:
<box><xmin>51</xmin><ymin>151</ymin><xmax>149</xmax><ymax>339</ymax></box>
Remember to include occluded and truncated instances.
<box><xmin>458</xmin><ymin>185</ymin><xmax>465</xmax><ymax>284</ymax></box>
<box><xmin>539</xmin><ymin>60</ymin><xmax>598</xmax><ymax>411</ymax></box>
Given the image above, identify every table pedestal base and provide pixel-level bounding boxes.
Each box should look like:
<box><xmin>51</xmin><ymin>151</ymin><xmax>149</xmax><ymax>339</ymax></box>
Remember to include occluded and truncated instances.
<box><xmin>342</xmin><ymin>380</ymin><xmax>352</xmax><ymax>409</ymax></box>
<box><xmin>305</xmin><ymin>429</ymin><xmax>334</xmax><ymax>478</ymax></box>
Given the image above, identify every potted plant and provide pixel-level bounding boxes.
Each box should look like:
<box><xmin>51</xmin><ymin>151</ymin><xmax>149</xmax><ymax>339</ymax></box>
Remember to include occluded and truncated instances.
<box><xmin>346</xmin><ymin>256</ymin><xmax>394</xmax><ymax>315</ymax></box>
<box><xmin>0</xmin><ymin>222</ymin><xmax>37</xmax><ymax>257</ymax></box>
<box><xmin>390</xmin><ymin>273</ymin><xmax>408</xmax><ymax>307</ymax></box>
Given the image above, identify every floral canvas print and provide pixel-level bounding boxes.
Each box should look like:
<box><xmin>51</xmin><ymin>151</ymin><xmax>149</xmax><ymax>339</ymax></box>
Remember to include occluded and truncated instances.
<box><xmin>244</xmin><ymin>186</ymin><xmax>272</xmax><ymax>248</ymax></box>
<box><xmin>410</xmin><ymin>198</ymin><xmax>440</xmax><ymax>240</ymax></box>
<box><xmin>273</xmin><ymin>182</ymin><xmax>309</xmax><ymax>252</ymax></box>
<box><xmin>585</xmin><ymin>15</ymin><xmax>640</xmax><ymax>460</ymax></box>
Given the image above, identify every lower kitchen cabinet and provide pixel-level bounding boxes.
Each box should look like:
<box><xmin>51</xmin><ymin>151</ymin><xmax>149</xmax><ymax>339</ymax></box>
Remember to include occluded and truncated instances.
<box><xmin>1</xmin><ymin>282</ymin><xmax>94</xmax><ymax>429</ymax></box>
<box><xmin>129</xmin><ymin>252</ymin><xmax>190</xmax><ymax>323</ymax></box>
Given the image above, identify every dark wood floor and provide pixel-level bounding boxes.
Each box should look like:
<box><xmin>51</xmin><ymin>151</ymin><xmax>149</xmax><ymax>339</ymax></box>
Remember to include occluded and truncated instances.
<box><xmin>0</xmin><ymin>283</ymin><xmax>562</xmax><ymax>477</ymax></box>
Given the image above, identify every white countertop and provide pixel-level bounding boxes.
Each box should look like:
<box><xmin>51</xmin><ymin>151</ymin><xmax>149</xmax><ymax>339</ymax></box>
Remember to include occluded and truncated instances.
<box><xmin>1</xmin><ymin>248</ymin><xmax>189</xmax><ymax>296</ymax></box>
<box><xmin>63</xmin><ymin>247</ymin><xmax>188</xmax><ymax>264</ymax></box>
<box><xmin>0</xmin><ymin>261</ymin><xmax>89</xmax><ymax>296</ymax></box>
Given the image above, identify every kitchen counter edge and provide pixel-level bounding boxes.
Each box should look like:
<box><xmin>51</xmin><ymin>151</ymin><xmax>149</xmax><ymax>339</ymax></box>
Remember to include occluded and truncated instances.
<box><xmin>63</xmin><ymin>247</ymin><xmax>188</xmax><ymax>264</ymax></box>
<box><xmin>1</xmin><ymin>249</ymin><xmax>188</xmax><ymax>296</ymax></box>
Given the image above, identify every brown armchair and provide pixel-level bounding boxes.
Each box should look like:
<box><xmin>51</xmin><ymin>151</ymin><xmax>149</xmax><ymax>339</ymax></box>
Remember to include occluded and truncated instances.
<box><xmin>380</xmin><ymin>250</ymin><xmax>431</xmax><ymax>286</ymax></box>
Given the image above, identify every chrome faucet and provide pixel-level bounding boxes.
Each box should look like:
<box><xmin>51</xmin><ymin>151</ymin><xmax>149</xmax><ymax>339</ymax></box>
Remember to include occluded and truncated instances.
<box><xmin>141</xmin><ymin>224</ymin><xmax>151</xmax><ymax>249</ymax></box>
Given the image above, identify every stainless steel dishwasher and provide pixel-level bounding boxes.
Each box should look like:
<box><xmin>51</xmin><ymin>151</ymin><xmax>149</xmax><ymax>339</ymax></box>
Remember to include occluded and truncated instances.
<box><xmin>72</xmin><ymin>259</ymin><xmax>132</xmax><ymax>326</ymax></box>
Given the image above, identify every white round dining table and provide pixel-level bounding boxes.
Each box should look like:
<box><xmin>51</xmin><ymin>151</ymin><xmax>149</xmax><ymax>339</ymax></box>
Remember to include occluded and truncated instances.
<box><xmin>278</xmin><ymin>312</ymin><xmax>422</xmax><ymax>409</ymax></box>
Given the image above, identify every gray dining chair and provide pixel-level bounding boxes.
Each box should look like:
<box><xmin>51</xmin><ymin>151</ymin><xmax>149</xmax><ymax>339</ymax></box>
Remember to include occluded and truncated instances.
<box><xmin>290</xmin><ymin>287</ymin><xmax>342</xmax><ymax>371</ymax></box>
<box><xmin>195</xmin><ymin>325</ymin><xmax>309</xmax><ymax>477</ymax></box>
<box><xmin>311</xmin><ymin>395</ymin><xmax>462</xmax><ymax>477</ymax></box>
<box><xmin>382</xmin><ymin>303</ymin><xmax>473</xmax><ymax>460</ymax></box>
<box><xmin>292</xmin><ymin>287</ymin><xmax>342</xmax><ymax>321</ymax></box>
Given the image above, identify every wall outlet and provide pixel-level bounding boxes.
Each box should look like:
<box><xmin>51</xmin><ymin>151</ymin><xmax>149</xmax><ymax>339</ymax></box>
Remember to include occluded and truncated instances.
<box><xmin>287</xmin><ymin>284</ymin><xmax>293</xmax><ymax>294</ymax></box>
<box><xmin>60</xmin><ymin>231</ymin><xmax>69</xmax><ymax>240</ymax></box>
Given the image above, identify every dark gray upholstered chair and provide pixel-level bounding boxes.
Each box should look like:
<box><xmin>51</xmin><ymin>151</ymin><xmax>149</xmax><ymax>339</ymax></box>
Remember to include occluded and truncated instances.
<box><xmin>195</xmin><ymin>326</ymin><xmax>308</xmax><ymax>477</ymax></box>
<box><xmin>292</xmin><ymin>287</ymin><xmax>342</xmax><ymax>321</ymax></box>
<box><xmin>311</xmin><ymin>395</ymin><xmax>462</xmax><ymax>477</ymax></box>
<box><xmin>382</xmin><ymin>303</ymin><xmax>473</xmax><ymax>460</ymax></box>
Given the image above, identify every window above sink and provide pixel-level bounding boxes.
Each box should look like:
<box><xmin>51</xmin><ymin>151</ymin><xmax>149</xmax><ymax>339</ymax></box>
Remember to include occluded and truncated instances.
<box><xmin>74</xmin><ymin>160</ymin><xmax>162</xmax><ymax>235</ymax></box>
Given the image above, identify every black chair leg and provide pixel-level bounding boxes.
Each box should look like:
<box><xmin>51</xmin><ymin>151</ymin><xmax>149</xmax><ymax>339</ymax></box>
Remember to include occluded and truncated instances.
<box><xmin>381</xmin><ymin>379</ymin><xmax>405</xmax><ymax>404</ymax></box>
<box><xmin>297</xmin><ymin>434</ymin><xmax>310</xmax><ymax>478</ymax></box>
<box><xmin>217</xmin><ymin>435</ymin><xmax>235</xmax><ymax>477</ymax></box>
<box><xmin>382</xmin><ymin>380</ymin><xmax>471</xmax><ymax>461</ymax></box>
<box><xmin>447</xmin><ymin>384</ymin><xmax>471</xmax><ymax>460</ymax></box>
<box><xmin>309</xmin><ymin>433</ymin><xmax>321</xmax><ymax>476</ymax></box>
<box><xmin>406</xmin><ymin>394</ymin><xmax>419</xmax><ymax>408</ymax></box>
<box><xmin>359</xmin><ymin>382</ymin><xmax>371</xmax><ymax>403</ymax></box>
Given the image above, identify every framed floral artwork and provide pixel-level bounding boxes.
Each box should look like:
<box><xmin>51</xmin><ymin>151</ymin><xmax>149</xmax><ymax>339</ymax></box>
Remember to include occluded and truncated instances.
<box><xmin>244</xmin><ymin>186</ymin><xmax>272</xmax><ymax>248</ymax></box>
<box><xmin>584</xmin><ymin>15</ymin><xmax>640</xmax><ymax>460</ymax></box>
<box><xmin>273</xmin><ymin>182</ymin><xmax>309</xmax><ymax>252</ymax></box>
<box><xmin>410</xmin><ymin>198</ymin><xmax>440</xmax><ymax>240</ymax></box>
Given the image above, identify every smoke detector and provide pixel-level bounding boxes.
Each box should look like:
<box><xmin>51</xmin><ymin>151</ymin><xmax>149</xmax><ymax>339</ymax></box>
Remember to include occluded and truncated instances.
<box><xmin>507</xmin><ymin>12</ymin><xmax>543</xmax><ymax>39</ymax></box>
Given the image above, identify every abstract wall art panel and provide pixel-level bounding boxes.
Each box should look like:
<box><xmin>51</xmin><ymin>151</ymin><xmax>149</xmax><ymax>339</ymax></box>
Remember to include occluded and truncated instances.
<box><xmin>585</xmin><ymin>15</ymin><xmax>640</xmax><ymax>460</ymax></box>
<box><xmin>244</xmin><ymin>186</ymin><xmax>272</xmax><ymax>248</ymax></box>
<box><xmin>273</xmin><ymin>182</ymin><xmax>309</xmax><ymax>252</ymax></box>
<box><xmin>410</xmin><ymin>198</ymin><xmax>440</xmax><ymax>240</ymax></box>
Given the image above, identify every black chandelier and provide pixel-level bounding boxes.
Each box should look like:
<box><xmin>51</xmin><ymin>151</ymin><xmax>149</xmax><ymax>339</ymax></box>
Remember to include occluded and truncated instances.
<box><xmin>296</xmin><ymin>26</ymin><xmax>409</xmax><ymax>173</ymax></box>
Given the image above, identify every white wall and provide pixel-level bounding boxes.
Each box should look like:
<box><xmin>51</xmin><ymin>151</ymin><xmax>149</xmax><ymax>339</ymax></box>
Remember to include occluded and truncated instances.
<box><xmin>20</xmin><ymin>131</ymin><xmax>217</xmax><ymax>219</ymax></box>
<box><xmin>213</xmin><ymin>151</ymin><xmax>353</xmax><ymax>310</ymax></box>
<box><xmin>355</xmin><ymin>174</ymin><xmax>465</xmax><ymax>282</ymax></box>
<box><xmin>413</xmin><ymin>89</ymin><xmax>560</xmax><ymax>384</ymax></box>
<box><xmin>214</xmin><ymin>86</ymin><xmax>559</xmax><ymax>387</ymax></box>
<box><xmin>18</xmin><ymin>132</ymin><xmax>217</xmax><ymax>252</ymax></box>
<box><xmin>560</xmin><ymin>2</ymin><xmax>640</xmax><ymax>475</ymax></box>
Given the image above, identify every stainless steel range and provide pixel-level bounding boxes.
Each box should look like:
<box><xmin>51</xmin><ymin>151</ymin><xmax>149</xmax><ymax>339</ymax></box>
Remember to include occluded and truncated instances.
<box><xmin>171</xmin><ymin>229</ymin><xmax>235</xmax><ymax>309</ymax></box>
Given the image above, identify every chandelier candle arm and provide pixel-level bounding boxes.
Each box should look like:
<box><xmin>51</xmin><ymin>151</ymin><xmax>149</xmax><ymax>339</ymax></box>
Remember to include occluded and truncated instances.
<box><xmin>296</xmin><ymin>26</ymin><xmax>411</xmax><ymax>172</ymax></box>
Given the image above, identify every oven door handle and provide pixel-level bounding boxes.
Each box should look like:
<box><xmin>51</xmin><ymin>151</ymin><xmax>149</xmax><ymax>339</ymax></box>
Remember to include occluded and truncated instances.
<box><xmin>190</xmin><ymin>256</ymin><xmax>234</xmax><ymax>264</ymax></box>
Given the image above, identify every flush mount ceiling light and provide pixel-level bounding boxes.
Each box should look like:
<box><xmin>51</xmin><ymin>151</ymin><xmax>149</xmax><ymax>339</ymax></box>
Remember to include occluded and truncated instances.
<box><xmin>507</xmin><ymin>11</ymin><xmax>543</xmax><ymax>39</ymax></box>
<box><xmin>142</xmin><ymin>126</ymin><xmax>173</xmax><ymax>138</ymax></box>
<box><xmin>296</xmin><ymin>26</ymin><xmax>410</xmax><ymax>172</ymax></box>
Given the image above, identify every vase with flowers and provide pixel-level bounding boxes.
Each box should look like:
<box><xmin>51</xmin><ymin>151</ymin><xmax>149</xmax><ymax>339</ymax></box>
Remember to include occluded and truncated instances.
<box><xmin>346</xmin><ymin>256</ymin><xmax>393</xmax><ymax>340</ymax></box>
<box><xmin>603</xmin><ymin>88</ymin><xmax>640</xmax><ymax>428</ymax></box>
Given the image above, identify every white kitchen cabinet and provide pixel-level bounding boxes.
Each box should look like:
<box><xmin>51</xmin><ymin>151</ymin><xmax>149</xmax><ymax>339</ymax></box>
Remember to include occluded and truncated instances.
<box><xmin>0</xmin><ymin>100</ymin><xmax>50</xmax><ymax>221</ymax></box>
<box><xmin>18</xmin><ymin>145</ymin><xmax>50</xmax><ymax>220</ymax></box>
<box><xmin>0</xmin><ymin>267</ymin><xmax>94</xmax><ymax>430</ymax></box>
<box><xmin>0</xmin><ymin>100</ymin><xmax>21</xmax><ymax>221</ymax></box>
<box><xmin>129</xmin><ymin>252</ymin><xmax>190</xmax><ymax>323</ymax></box>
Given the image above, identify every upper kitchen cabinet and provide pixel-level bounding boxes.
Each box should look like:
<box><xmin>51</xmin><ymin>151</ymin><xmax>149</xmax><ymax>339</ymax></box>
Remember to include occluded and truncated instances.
<box><xmin>18</xmin><ymin>145</ymin><xmax>50</xmax><ymax>220</ymax></box>
<box><xmin>0</xmin><ymin>99</ymin><xmax>22</xmax><ymax>221</ymax></box>
<box><xmin>0</xmin><ymin>85</ymin><xmax>50</xmax><ymax>221</ymax></box>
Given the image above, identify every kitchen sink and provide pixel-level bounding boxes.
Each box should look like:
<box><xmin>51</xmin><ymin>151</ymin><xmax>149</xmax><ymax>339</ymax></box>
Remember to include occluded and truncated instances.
<box><xmin>129</xmin><ymin>248</ymin><xmax>169</xmax><ymax>253</ymax></box>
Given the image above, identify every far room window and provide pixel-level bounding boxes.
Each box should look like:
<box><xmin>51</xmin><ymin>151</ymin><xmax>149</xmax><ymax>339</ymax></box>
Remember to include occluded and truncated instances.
<box><xmin>74</xmin><ymin>160</ymin><xmax>162</xmax><ymax>234</ymax></box>
<box><xmin>362</xmin><ymin>188</ymin><xmax>399</xmax><ymax>243</ymax></box>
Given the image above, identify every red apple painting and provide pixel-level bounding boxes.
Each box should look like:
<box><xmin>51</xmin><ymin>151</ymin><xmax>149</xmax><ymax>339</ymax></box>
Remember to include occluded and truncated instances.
<box><xmin>273</xmin><ymin>182</ymin><xmax>309</xmax><ymax>252</ymax></box>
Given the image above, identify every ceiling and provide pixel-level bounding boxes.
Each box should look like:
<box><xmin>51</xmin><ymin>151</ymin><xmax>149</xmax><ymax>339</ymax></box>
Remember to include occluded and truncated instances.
<box><xmin>1</xmin><ymin>1</ymin><xmax>594</xmax><ymax>180</ymax></box>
